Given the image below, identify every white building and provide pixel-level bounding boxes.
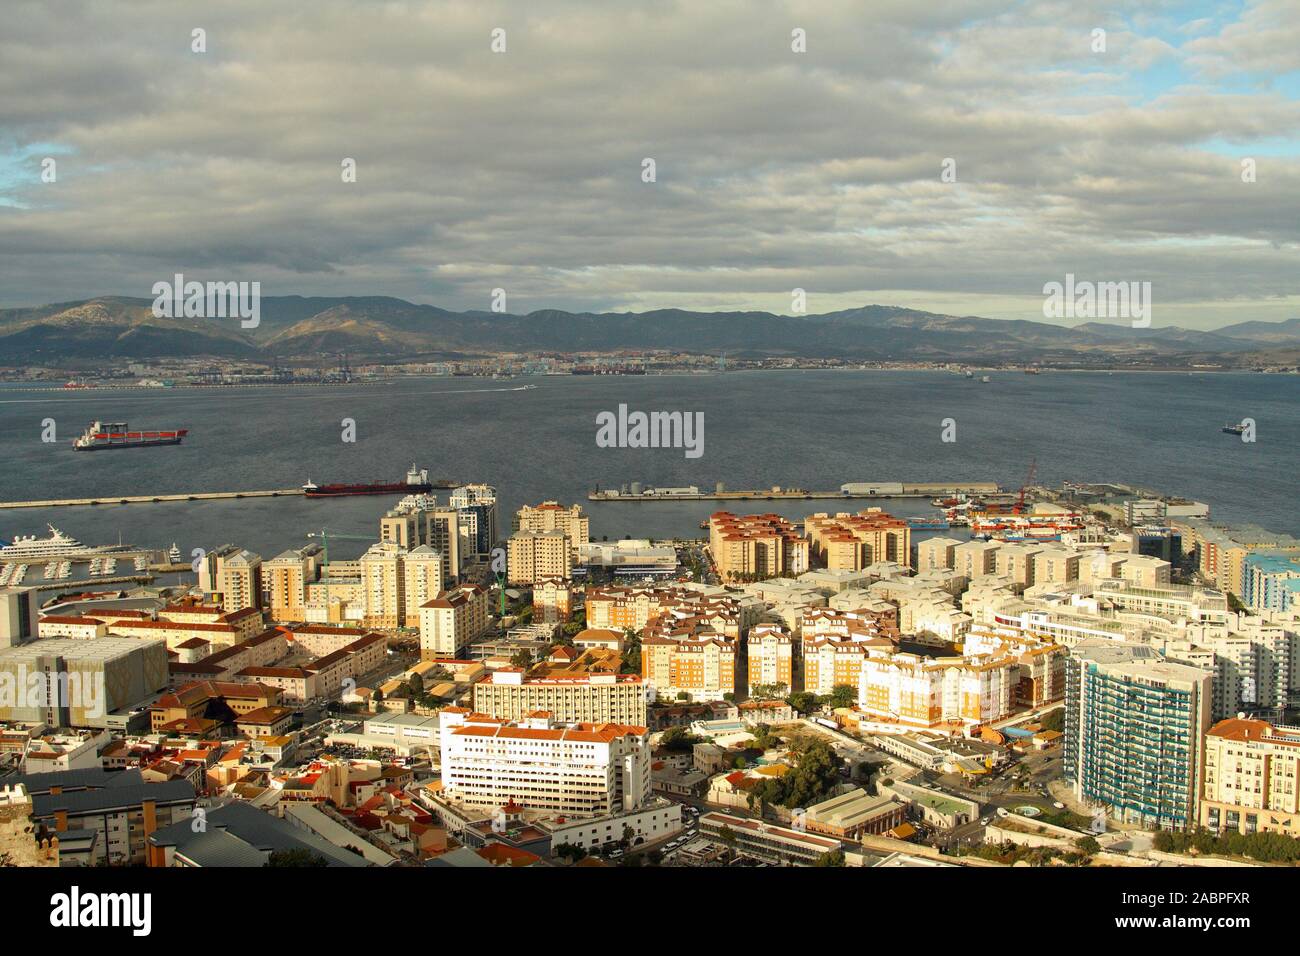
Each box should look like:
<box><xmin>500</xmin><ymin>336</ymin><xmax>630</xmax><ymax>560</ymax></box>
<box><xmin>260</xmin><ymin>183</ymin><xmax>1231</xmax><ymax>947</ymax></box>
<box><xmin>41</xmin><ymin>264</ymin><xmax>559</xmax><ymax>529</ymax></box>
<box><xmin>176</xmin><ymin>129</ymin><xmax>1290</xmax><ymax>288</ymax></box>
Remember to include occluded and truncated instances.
<box><xmin>439</xmin><ymin>710</ymin><xmax>650</xmax><ymax>817</ymax></box>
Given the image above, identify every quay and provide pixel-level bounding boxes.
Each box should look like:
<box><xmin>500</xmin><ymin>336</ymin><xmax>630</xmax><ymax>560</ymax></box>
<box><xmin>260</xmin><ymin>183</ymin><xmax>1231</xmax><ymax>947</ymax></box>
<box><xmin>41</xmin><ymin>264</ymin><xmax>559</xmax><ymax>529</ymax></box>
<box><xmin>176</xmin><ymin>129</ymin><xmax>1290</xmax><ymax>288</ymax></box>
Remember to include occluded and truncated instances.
<box><xmin>588</xmin><ymin>481</ymin><xmax>1002</xmax><ymax>502</ymax></box>
<box><xmin>0</xmin><ymin>488</ymin><xmax>305</xmax><ymax>510</ymax></box>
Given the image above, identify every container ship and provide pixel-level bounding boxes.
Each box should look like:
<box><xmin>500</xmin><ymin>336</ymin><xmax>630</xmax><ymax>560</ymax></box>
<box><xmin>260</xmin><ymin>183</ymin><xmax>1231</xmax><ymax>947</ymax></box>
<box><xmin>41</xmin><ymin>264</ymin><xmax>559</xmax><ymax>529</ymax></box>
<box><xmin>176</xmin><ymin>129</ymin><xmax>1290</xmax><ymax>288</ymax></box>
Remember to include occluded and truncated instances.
<box><xmin>303</xmin><ymin>464</ymin><xmax>448</xmax><ymax>498</ymax></box>
<box><xmin>73</xmin><ymin>420</ymin><xmax>188</xmax><ymax>450</ymax></box>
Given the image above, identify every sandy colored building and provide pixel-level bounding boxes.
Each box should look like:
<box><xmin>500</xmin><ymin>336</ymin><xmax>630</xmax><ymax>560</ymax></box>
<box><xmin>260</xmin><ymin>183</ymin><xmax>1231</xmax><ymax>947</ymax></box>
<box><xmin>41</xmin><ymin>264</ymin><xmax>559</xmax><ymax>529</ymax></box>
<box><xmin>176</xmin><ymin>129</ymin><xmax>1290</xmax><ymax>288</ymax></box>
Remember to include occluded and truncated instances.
<box><xmin>805</xmin><ymin>510</ymin><xmax>911</xmax><ymax>572</ymax></box>
<box><xmin>1200</xmin><ymin>717</ymin><xmax>1300</xmax><ymax>837</ymax></box>
<box><xmin>514</xmin><ymin>501</ymin><xmax>590</xmax><ymax>556</ymax></box>
<box><xmin>708</xmin><ymin>512</ymin><xmax>809</xmax><ymax>582</ymax></box>
<box><xmin>507</xmin><ymin>529</ymin><xmax>572</xmax><ymax>585</ymax></box>
<box><xmin>419</xmin><ymin>584</ymin><xmax>489</xmax><ymax>660</ymax></box>
<box><xmin>747</xmin><ymin>623</ymin><xmax>795</xmax><ymax>695</ymax></box>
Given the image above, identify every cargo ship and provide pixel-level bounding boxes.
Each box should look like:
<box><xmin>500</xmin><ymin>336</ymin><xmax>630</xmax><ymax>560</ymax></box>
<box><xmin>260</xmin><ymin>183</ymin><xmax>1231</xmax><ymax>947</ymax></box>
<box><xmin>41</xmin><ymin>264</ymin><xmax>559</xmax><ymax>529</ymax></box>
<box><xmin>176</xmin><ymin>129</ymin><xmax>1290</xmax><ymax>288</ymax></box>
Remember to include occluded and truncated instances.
<box><xmin>303</xmin><ymin>464</ymin><xmax>439</xmax><ymax>498</ymax></box>
<box><xmin>73</xmin><ymin>420</ymin><xmax>188</xmax><ymax>450</ymax></box>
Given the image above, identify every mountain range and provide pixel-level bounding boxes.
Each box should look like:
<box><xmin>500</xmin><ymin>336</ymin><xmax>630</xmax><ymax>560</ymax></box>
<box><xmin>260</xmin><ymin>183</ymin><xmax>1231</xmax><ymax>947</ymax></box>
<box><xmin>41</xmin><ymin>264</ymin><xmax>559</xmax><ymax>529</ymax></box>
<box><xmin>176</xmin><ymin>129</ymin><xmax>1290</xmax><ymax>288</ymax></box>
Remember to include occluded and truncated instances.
<box><xmin>2</xmin><ymin>296</ymin><xmax>1299</xmax><ymax>368</ymax></box>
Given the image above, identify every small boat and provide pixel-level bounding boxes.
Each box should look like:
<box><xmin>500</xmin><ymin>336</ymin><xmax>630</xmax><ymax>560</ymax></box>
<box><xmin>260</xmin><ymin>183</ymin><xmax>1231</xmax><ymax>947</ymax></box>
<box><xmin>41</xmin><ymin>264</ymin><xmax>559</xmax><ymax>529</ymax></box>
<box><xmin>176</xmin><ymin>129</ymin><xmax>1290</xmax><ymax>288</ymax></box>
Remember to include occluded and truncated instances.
<box><xmin>1222</xmin><ymin>423</ymin><xmax>1247</xmax><ymax>435</ymax></box>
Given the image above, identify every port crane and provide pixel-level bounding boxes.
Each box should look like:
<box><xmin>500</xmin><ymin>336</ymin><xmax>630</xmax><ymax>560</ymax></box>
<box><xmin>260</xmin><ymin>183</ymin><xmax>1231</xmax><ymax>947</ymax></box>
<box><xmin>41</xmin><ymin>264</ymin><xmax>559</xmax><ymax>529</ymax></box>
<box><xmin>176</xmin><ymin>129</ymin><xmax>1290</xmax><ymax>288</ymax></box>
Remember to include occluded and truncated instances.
<box><xmin>1014</xmin><ymin>458</ymin><xmax>1038</xmax><ymax>515</ymax></box>
<box><xmin>307</xmin><ymin>528</ymin><xmax>376</xmax><ymax>565</ymax></box>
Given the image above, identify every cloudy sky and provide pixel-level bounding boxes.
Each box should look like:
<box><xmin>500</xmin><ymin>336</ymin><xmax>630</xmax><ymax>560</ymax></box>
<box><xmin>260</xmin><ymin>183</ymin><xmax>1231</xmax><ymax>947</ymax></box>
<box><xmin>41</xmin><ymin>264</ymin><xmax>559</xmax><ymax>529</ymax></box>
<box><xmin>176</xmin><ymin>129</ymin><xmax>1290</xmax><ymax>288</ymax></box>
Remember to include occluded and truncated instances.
<box><xmin>1</xmin><ymin>0</ymin><xmax>1298</xmax><ymax>328</ymax></box>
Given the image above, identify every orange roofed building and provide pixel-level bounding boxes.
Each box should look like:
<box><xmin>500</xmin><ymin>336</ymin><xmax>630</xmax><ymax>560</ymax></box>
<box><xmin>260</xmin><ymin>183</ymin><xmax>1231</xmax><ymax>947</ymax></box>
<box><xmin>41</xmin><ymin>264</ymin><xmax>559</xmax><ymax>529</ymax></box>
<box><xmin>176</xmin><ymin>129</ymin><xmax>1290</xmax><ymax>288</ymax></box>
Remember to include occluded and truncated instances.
<box><xmin>1200</xmin><ymin>717</ymin><xmax>1300</xmax><ymax>837</ymax></box>
<box><xmin>708</xmin><ymin>512</ymin><xmax>809</xmax><ymax>582</ymax></box>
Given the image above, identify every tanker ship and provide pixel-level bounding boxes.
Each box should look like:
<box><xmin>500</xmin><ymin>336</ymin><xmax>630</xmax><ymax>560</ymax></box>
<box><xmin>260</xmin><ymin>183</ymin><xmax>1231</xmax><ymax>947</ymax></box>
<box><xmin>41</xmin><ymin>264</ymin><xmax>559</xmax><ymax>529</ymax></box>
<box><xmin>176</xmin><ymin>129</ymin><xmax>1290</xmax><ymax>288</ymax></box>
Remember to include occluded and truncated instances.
<box><xmin>303</xmin><ymin>464</ymin><xmax>449</xmax><ymax>498</ymax></box>
<box><xmin>74</xmin><ymin>421</ymin><xmax>188</xmax><ymax>450</ymax></box>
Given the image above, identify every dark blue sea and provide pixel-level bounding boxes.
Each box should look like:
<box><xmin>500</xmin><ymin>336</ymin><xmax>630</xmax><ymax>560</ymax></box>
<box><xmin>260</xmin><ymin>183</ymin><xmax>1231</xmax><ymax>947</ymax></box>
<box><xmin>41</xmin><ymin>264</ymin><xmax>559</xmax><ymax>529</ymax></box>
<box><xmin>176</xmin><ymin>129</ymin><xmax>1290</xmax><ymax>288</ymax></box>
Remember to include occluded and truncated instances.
<box><xmin>0</xmin><ymin>370</ymin><xmax>1295</xmax><ymax>563</ymax></box>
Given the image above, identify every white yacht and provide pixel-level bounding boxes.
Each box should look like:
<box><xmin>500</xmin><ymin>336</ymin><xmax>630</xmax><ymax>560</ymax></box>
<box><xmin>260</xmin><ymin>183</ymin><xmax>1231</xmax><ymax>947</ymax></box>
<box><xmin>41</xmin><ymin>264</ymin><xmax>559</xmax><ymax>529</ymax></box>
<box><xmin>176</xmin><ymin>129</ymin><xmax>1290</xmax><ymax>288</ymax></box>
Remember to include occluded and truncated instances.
<box><xmin>0</xmin><ymin>526</ymin><xmax>113</xmax><ymax>561</ymax></box>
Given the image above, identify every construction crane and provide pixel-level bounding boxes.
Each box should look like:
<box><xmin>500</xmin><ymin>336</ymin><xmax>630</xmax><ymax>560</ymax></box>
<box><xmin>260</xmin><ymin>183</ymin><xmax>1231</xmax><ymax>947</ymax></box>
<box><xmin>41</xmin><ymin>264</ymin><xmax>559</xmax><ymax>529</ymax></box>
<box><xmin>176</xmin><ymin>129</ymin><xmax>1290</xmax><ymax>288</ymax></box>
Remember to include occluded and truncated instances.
<box><xmin>307</xmin><ymin>529</ymin><xmax>376</xmax><ymax>565</ymax></box>
<box><xmin>1014</xmin><ymin>458</ymin><xmax>1038</xmax><ymax>515</ymax></box>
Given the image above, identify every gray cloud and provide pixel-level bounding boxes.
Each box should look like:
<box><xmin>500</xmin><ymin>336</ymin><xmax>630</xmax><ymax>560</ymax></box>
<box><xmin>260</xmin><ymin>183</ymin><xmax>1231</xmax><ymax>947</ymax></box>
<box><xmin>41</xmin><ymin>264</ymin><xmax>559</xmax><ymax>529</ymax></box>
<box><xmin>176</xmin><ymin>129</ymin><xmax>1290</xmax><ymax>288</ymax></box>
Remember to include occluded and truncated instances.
<box><xmin>0</xmin><ymin>0</ymin><xmax>1297</xmax><ymax>328</ymax></box>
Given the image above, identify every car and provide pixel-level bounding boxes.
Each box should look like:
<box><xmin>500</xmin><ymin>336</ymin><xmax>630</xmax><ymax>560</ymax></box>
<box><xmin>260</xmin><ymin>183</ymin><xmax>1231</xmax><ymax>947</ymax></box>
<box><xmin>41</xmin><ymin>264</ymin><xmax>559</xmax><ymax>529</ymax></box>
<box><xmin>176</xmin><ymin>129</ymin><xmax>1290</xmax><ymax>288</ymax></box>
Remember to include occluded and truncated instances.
<box><xmin>1052</xmin><ymin>801</ymin><xmax>1065</xmax><ymax>809</ymax></box>
<box><xmin>996</xmin><ymin>807</ymin><xmax>1009</xmax><ymax>817</ymax></box>
<box><xmin>980</xmin><ymin>817</ymin><xmax>991</xmax><ymax>825</ymax></box>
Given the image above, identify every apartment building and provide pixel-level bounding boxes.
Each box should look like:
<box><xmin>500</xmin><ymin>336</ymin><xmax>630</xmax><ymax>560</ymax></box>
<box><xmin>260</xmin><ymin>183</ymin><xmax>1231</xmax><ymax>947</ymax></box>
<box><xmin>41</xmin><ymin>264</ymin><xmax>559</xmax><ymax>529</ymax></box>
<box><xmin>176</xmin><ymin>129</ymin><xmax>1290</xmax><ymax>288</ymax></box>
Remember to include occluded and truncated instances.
<box><xmin>261</xmin><ymin>546</ymin><xmax>323</xmax><ymax>622</ymax></box>
<box><xmin>507</xmin><ymin>529</ymin><xmax>572</xmax><ymax>585</ymax></box>
<box><xmin>994</xmin><ymin>544</ymin><xmax>1042</xmax><ymax>588</ymax></box>
<box><xmin>472</xmin><ymin>661</ymin><xmax>647</xmax><ymax>726</ymax></box>
<box><xmin>451</xmin><ymin>484</ymin><xmax>500</xmax><ymax>558</ymax></box>
<box><xmin>514</xmin><ymin>501</ymin><xmax>589</xmax><ymax>556</ymax></box>
<box><xmin>419</xmin><ymin>584</ymin><xmax>489</xmax><ymax>660</ymax></box>
<box><xmin>747</xmin><ymin>623</ymin><xmax>795</xmax><ymax>695</ymax></box>
<box><xmin>218</xmin><ymin>550</ymin><xmax>263</xmax><ymax>612</ymax></box>
<box><xmin>856</xmin><ymin>651</ymin><xmax>1020</xmax><ymax>728</ymax></box>
<box><xmin>1163</xmin><ymin>622</ymin><xmax>1295</xmax><ymax>721</ymax></box>
<box><xmin>1200</xmin><ymin>717</ymin><xmax>1300</xmax><ymax>837</ymax></box>
<box><xmin>805</xmin><ymin>510</ymin><xmax>911</xmax><ymax>572</ymax></box>
<box><xmin>708</xmin><ymin>512</ymin><xmax>809</xmax><ymax>582</ymax></box>
<box><xmin>586</xmin><ymin>584</ymin><xmax>760</xmax><ymax>635</ymax></box>
<box><xmin>1094</xmin><ymin>578</ymin><xmax>1229</xmax><ymax>626</ymax></box>
<box><xmin>641</xmin><ymin>625</ymin><xmax>737</xmax><ymax>702</ymax></box>
<box><xmin>1063</xmin><ymin>642</ymin><xmax>1212</xmax><ymax>829</ymax></box>
<box><xmin>533</xmin><ymin>576</ymin><xmax>573</xmax><ymax>623</ymax></box>
<box><xmin>22</xmin><ymin>768</ymin><xmax>196</xmax><ymax>866</ymax></box>
<box><xmin>358</xmin><ymin>542</ymin><xmax>404</xmax><ymax>629</ymax></box>
<box><xmin>1032</xmin><ymin>547</ymin><xmax>1081</xmax><ymax>586</ymax></box>
<box><xmin>915</xmin><ymin>536</ymin><xmax>962</xmax><ymax>573</ymax></box>
<box><xmin>1243</xmin><ymin>552</ymin><xmax>1300</xmax><ymax>613</ymax></box>
<box><xmin>953</xmin><ymin>540</ymin><xmax>1000</xmax><ymax>579</ymax></box>
<box><xmin>402</xmin><ymin>546</ymin><xmax>444</xmax><ymax>627</ymax></box>
<box><xmin>439</xmin><ymin>710</ymin><xmax>650</xmax><ymax>816</ymax></box>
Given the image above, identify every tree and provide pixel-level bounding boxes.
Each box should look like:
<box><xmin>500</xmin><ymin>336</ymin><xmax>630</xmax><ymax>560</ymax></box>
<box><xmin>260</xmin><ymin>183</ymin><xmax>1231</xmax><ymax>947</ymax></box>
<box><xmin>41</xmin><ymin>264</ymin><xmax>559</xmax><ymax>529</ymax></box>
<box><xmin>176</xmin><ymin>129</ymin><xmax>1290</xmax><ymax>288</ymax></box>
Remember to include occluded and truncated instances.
<box><xmin>822</xmin><ymin>684</ymin><xmax>856</xmax><ymax>710</ymax></box>
<box><xmin>1074</xmin><ymin>835</ymin><xmax>1101</xmax><ymax>856</ymax></box>
<box><xmin>265</xmin><ymin>848</ymin><xmax>330</xmax><ymax>867</ymax></box>
<box><xmin>510</xmin><ymin>649</ymin><xmax>533</xmax><ymax>669</ymax></box>
<box><xmin>786</xmin><ymin>691</ymin><xmax>818</xmax><ymax>715</ymax></box>
<box><xmin>814</xmin><ymin>848</ymin><xmax>846</xmax><ymax>867</ymax></box>
<box><xmin>408</xmin><ymin>672</ymin><xmax>424</xmax><ymax>696</ymax></box>
<box><xmin>660</xmin><ymin>725</ymin><xmax>702</xmax><ymax>751</ymax></box>
<box><xmin>553</xmin><ymin>842</ymin><xmax>587</xmax><ymax>862</ymax></box>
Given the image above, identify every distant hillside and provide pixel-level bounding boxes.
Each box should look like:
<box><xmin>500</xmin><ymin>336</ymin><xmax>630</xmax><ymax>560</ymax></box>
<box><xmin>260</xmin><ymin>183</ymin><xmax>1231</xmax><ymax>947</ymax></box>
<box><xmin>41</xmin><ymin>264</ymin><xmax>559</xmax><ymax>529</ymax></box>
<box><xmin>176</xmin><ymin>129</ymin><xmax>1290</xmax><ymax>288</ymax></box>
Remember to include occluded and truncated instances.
<box><xmin>2</xmin><ymin>295</ymin><xmax>1298</xmax><ymax>367</ymax></box>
